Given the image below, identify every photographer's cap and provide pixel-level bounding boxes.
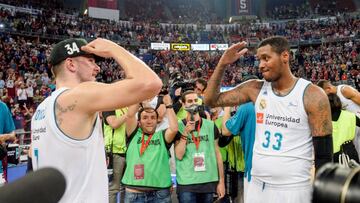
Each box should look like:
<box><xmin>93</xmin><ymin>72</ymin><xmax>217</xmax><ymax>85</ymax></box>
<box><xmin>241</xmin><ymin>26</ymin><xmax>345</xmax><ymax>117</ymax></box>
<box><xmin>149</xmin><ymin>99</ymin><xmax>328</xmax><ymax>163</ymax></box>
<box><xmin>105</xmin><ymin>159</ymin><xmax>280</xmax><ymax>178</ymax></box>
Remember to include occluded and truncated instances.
<box><xmin>49</xmin><ymin>38</ymin><xmax>92</xmax><ymax>66</ymax></box>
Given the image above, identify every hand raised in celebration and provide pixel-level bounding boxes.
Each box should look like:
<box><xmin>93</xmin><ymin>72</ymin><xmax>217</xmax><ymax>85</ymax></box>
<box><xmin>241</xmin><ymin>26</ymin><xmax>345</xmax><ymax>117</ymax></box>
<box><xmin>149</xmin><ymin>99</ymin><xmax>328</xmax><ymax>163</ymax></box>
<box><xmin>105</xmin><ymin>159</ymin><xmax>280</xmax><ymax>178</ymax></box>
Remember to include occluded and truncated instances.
<box><xmin>218</xmin><ymin>41</ymin><xmax>248</xmax><ymax>67</ymax></box>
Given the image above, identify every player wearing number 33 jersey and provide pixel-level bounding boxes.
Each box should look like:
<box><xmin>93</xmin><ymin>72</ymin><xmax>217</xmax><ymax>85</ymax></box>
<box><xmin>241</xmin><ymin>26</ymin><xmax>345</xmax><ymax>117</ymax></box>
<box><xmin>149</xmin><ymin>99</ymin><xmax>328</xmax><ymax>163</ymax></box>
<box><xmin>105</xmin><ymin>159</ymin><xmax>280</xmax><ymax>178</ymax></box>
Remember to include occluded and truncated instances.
<box><xmin>204</xmin><ymin>36</ymin><xmax>333</xmax><ymax>203</ymax></box>
<box><xmin>254</xmin><ymin>78</ymin><xmax>312</xmax><ymax>184</ymax></box>
<box><xmin>250</xmin><ymin>78</ymin><xmax>313</xmax><ymax>202</ymax></box>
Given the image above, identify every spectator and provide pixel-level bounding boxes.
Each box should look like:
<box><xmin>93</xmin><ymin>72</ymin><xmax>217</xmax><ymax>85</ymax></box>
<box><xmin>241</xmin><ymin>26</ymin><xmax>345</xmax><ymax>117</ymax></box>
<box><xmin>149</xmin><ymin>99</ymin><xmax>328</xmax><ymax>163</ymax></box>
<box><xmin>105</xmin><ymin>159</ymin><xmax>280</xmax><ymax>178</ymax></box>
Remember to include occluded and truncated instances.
<box><xmin>16</xmin><ymin>82</ymin><xmax>27</xmax><ymax>108</ymax></box>
<box><xmin>0</xmin><ymin>100</ymin><xmax>16</xmax><ymax>185</ymax></box>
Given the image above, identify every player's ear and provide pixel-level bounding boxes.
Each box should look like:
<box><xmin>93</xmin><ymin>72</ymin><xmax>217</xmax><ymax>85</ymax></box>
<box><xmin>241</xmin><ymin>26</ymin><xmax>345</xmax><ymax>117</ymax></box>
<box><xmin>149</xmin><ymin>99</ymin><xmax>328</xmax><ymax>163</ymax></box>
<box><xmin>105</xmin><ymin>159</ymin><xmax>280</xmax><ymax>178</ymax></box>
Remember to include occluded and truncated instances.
<box><xmin>281</xmin><ymin>51</ymin><xmax>289</xmax><ymax>64</ymax></box>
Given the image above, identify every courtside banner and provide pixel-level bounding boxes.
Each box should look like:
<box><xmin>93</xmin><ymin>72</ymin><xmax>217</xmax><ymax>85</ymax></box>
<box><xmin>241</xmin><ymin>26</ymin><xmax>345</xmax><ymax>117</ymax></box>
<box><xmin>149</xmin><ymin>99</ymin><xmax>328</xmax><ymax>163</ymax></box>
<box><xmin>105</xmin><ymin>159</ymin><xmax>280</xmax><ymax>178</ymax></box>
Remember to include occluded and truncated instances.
<box><xmin>151</xmin><ymin>43</ymin><xmax>170</xmax><ymax>50</ymax></box>
<box><xmin>171</xmin><ymin>43</ymin><xmax>191</xmax><ymax>51</ymax></box>
<box><xmin>210</xmin><ymin>44</ymin><xmax>229</xmax><ymax>51</ymax></box>
<box><xmin>191</xmin><ymin>44</ymin><xmax>209</xmax><ymax>51</ymax></box>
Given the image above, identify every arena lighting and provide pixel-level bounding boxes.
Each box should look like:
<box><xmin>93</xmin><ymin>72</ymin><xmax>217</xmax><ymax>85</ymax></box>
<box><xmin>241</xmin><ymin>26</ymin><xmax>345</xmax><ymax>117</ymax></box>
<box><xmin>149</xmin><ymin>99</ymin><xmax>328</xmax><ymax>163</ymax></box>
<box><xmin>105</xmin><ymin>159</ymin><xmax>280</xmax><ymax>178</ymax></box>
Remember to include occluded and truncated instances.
<box><xmin>84</xmin><ymin>9</ymin><xmax>88</xmax><ymax>15</ymax></box>
<box><xmin>0</xmin><ymin>23</ymin><xmax>4</xmax><ymax>29</ymax></box>
<box><xmin>229</xmin><ymin>17</ymin><xmax>233</xmax><ymax>23</ymax></box>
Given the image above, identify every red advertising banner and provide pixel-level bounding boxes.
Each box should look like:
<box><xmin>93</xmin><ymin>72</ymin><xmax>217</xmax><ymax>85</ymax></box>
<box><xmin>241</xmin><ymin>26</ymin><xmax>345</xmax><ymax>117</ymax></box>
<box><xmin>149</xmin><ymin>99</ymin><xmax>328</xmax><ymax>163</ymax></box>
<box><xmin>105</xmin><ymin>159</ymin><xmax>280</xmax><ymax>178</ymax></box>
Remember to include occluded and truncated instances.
<box><xmin>236</xmin><ymin>0</ymin><xmax>251</xmax><ymax>15</ymax></box>
<box><xmin>88</xmin><ymin>0</ymin><xmax>117</xmax><ymax>9</ymax></box>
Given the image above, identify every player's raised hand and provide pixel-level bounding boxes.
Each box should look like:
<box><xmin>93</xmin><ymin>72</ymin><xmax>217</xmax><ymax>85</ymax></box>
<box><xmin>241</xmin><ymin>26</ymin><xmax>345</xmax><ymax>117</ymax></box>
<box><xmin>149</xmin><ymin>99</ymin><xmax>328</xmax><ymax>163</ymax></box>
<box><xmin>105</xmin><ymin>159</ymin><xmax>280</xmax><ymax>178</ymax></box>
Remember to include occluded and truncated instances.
<box><xmin>81</xmin><ymin>38</ymin><xmax>121</xmax><ymax>58</ymax></box>
<box><xmin>218</xmin><ymin>41</ymin><xmax>248</xmax><ymax>67</ymax></box>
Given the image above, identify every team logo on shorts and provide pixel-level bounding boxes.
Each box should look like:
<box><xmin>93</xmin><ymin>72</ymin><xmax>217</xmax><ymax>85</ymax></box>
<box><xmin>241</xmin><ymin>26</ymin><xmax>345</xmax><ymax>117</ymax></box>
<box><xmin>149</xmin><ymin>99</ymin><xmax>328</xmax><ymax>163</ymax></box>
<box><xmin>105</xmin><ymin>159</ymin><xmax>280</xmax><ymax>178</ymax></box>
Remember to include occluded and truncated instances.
<box><xmin>259</xmin><ymin>99</ymin><xmax>266</xmax><ymax>110</ymax></box>
<box><xmin>256</xmin><ymin>113</ymin><xmax>264</xmax><ymax>124</ymax></box>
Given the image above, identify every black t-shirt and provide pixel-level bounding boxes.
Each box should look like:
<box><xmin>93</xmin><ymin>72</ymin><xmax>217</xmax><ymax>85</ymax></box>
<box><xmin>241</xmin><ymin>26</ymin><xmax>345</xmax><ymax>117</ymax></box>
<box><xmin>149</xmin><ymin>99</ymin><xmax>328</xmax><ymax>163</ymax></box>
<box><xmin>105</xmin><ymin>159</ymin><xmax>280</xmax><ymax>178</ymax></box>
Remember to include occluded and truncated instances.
<box><xmin>174</xmin><ymin>119</ymin><xmax>220</xmax><ymax>193</ymax></box>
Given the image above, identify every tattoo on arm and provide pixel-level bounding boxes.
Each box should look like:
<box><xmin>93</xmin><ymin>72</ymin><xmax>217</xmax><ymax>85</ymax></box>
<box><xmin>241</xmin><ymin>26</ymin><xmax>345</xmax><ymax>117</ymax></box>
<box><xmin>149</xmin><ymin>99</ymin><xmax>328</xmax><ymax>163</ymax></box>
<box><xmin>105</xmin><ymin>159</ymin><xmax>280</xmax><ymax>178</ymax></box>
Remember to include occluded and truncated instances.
<box><xmin>204</xmin><ymin>66</ymin><xmax>226</xmax><ymax>107</ymax></box>
<box><xmin>206</xmin><ymin>79</ymin><xmax>260</xmax><ymax>108</ymax></box>
<box><xmin>216</xmin><ymin>86</ymin><xmax>247</xmax><ymax>107</ymax></box>
<box><xmin>55</xmin><ymin>100</ymin><xmax>77</xmax><ymax>126</ymax></box>
<box><xmin>305</xmin><ymin>85</ymin><xmax>332</xmax><ymax>136</ymax></box>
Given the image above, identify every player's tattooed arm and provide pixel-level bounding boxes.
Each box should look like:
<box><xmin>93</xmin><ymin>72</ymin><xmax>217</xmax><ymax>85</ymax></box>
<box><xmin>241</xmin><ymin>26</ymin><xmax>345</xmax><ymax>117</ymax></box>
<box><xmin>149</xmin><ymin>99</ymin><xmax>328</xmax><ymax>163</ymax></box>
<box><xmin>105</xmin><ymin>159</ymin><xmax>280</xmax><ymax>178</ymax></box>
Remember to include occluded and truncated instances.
<box><xmin>304</xmin><ymin>84</ymin><xmax>332</xmax><ymax>137</ymax></box>
<box><xmin>204</xmin><ymin>74</ymin><xmax>261</xmax><ymax>108</ymax></box>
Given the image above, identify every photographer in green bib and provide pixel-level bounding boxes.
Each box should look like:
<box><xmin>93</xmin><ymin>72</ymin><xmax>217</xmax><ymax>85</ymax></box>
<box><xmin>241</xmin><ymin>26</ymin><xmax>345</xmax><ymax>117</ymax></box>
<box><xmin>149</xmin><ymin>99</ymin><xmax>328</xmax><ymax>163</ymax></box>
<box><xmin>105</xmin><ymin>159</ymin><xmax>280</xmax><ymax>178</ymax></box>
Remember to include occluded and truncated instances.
<box><xmin>174</xmin><ymin>90</ymin><xmax>225</xmax><ymax>203</ymax></box>
<box><xmin>103</xmin><ymin>107</ymin><xmax>128</xmax><ymax>203</ymax></box>
<box><xmin>121</xmin><ymin>94</ymin><xmax>178</xmax><ymax>203</ymax></box>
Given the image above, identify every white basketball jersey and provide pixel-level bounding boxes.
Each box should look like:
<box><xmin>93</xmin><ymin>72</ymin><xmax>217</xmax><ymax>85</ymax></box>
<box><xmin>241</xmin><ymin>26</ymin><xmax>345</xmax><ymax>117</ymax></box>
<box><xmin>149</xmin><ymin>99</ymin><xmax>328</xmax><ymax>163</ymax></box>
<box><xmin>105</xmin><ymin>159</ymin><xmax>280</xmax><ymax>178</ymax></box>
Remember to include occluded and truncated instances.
<box><xmin>337</xmin><ymin>85</ymin><xmax>360</xmax><ymax>118</ymax></box>
<box><xmin>31</xmin><ymin>88</ymin><xmax>108</xmax><ymax>203</ymax></box>
<box><xmin>253</xmin><ymin>78</ymin><xmax>313</xmax><ymax>185</ymax></box>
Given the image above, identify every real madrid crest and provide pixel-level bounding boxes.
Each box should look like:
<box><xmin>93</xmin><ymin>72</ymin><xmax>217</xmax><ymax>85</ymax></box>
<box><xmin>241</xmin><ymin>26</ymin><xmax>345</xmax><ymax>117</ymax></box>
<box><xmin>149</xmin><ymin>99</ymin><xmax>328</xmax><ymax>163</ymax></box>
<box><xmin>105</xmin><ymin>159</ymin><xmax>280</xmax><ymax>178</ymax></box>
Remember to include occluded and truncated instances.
<box><xmin>259</xmin><ymin>99</ymin><xmax>266</xmax><ymax>110</ymax></box>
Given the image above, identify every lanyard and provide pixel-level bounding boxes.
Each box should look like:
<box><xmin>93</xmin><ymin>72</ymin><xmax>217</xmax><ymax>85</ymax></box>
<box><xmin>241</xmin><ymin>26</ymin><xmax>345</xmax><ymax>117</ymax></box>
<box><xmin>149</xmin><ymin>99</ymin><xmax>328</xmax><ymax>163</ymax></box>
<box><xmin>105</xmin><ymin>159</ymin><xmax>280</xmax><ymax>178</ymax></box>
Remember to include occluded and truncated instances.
<box><xmin>140</xmin><ymin>132</ymin><xmax>153</xmax><ymax>156</ymax></box>
<box><xmin>191</xmin><ymin>119</ymin><xmax>202</xmax><ymax>150</ymax></box>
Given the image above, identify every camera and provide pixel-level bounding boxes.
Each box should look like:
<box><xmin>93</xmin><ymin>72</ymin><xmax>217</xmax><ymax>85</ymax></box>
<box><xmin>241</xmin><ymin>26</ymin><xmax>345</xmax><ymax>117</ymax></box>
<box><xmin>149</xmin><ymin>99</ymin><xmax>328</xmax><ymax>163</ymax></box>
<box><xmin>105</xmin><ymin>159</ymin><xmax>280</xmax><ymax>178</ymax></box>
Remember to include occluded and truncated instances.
<box><xmin>172</xmin><ymin>80</ymin><xmax>195</xmax><ymax>91</ymax></box>
<box><xmin>184</xmin><ymin>104</ymin><xmax>200</xmax><ymax>121</ymax></box>
<box><xmin>185</xmin><ymin>104</ymin><xmax>200</xmax><ymax>114</ymax></box>
<box><xmin>169</xmin><ymin>72</ymin><xmax>195</xmax><ymax>92</ymax></box>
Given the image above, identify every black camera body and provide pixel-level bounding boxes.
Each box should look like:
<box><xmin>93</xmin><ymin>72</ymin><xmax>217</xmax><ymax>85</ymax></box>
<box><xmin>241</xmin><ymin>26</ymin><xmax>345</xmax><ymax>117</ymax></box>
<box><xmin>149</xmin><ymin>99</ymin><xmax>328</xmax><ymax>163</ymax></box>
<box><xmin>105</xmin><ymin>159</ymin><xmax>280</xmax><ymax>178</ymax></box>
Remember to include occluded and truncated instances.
<box><xmin>172</xmin><ymin>80</ymin><xmax>195</xmax><ymax>91</ymax></box>
<box><xmin>184</xmin><ymin>104</ymin><xmax>200</xmax><ymax>115</ymax></box>
<box><xmin>184</xmin><ymin>104</ymin><xmax>201</xmax><ymax>121</ymax></box>
<box><xmin>170</xmin><ymin>72</ymin><xmax>195</xmax><ymax>92</ymax></box>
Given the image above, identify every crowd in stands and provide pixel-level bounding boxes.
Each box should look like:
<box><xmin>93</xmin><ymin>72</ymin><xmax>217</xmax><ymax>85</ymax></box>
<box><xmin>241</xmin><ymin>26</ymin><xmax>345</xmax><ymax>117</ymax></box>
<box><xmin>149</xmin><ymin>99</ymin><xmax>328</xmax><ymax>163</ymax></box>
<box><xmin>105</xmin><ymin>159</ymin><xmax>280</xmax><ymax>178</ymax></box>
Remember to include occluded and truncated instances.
<box><xmin>1</xmin><ymin>39</ymin><xmax>360</xmax><ymax>124</ymax></box>
<box><xmin>1</xmin><ymin>31</ymin><xmax>358</xmax><ymax>132</ymax></box>
<box><xmin>0</xmin><ymin>0</ymin><xmax>74</xmax><ymax>14</ymax></box>
<box><xmin>224</xmin><ymin>14</ymin><xmax>359</xmax><ymax>44</ymax></box>
<box><xmin>123</xmin><ymin>0</ymin><xmax>169</xmax><ymax>23</ymax></box>
<box><xmin>267</xmin><ymin>1</ymin><xmax>313</xmax><ymax>20</ymax></box>
<box><xmin>1</xmin><ymin>0</ymin><xmax>358</xmax><ymax>24</ymax></box>
<box><xmin>1</xmin><ymin>4</ymin><xmax>359</xmax><ymax>45</ymax></box>
<box><xmin>266</xmin><ymin>0</ymin><xmax>357</xmax><ymax>20</ymax></box>
<box><xmin>311</xmin><ymin>0</ymin><xmax>356</xmax><ymax>16</ymax></box>
<box><xmin>0</xmin><ymin>34</ymin><xmax>52</xmax><ymax>132</ymax></box>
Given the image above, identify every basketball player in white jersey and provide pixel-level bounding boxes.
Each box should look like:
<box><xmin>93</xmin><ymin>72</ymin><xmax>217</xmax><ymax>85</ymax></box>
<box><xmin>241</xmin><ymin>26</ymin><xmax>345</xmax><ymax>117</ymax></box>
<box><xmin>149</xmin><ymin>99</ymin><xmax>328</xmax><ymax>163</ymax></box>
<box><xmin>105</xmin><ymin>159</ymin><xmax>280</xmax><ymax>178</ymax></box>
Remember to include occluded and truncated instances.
<box><xmin>204</xmin><ymin>36</ymin><xmax>333</xmax><ymax>203</ymax></box>
<box><xmin>317</xmin><ymin>80</ymin><xmax>360</xmax><ymax>160</ymax></box>
<box><xmin>31</xmin><ymin>38</ymin><xmax>162</xmax><ymax>203</ymax></box>
<box><xmin>317</xmin><ymin>80</ymin><xmax>360</xmax><ymax>117</ymax></box>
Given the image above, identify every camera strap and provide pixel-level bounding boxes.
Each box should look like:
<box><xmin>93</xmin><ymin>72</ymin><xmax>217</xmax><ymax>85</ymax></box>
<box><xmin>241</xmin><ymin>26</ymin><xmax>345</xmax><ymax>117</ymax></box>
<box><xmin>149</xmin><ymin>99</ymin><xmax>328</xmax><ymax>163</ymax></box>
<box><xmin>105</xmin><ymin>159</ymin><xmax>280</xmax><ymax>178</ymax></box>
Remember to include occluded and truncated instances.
<box><xmin>191</xmin><ymin>119</ymin><xmax>202</xmax><ymax>151</ymax></box>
